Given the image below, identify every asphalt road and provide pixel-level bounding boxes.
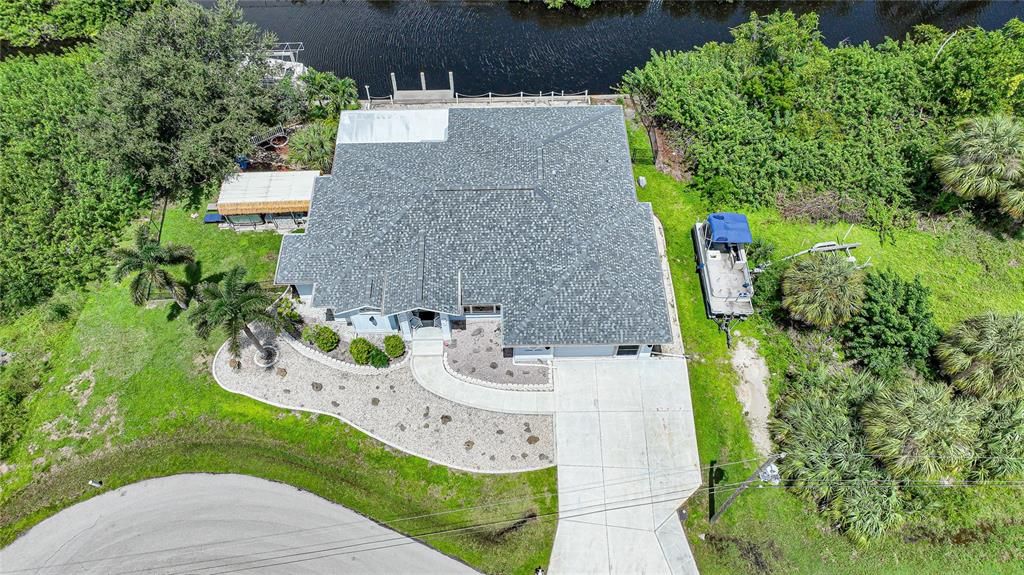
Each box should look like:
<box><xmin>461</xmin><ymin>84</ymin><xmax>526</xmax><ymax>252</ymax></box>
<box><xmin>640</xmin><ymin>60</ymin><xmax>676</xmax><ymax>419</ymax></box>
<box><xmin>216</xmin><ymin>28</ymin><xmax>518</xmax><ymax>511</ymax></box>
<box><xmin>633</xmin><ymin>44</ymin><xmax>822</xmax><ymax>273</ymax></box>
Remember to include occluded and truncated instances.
<box><xmin>0</xmin><ymin>474</ymin><xmax>479</xmax><ymax>575</ymax></box>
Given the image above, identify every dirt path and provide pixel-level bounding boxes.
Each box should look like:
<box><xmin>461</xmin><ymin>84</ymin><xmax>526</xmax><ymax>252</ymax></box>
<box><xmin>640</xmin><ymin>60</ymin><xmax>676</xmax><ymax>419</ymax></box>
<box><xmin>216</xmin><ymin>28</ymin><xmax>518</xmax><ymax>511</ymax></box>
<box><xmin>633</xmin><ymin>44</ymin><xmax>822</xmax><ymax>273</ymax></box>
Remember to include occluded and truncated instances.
<box><xmin>729</xmin><ymin>338</ymin><xmax>772</xmax><ymax>456</ymax></box>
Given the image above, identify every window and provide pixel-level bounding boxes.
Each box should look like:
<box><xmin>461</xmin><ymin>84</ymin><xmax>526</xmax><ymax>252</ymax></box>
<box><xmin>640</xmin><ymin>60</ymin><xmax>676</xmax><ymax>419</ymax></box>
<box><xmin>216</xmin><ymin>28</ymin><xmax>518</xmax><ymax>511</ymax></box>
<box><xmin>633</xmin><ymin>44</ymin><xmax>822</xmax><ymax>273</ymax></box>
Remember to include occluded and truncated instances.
<box><xmin>463</xmin><ymin>304</ymin><xmax>500</xmax><ymax>315</ymax></box>
<box><xmin>615</xmin><ymin>345</ymin><xmax>640</xmax><ymax>357</ymax></box>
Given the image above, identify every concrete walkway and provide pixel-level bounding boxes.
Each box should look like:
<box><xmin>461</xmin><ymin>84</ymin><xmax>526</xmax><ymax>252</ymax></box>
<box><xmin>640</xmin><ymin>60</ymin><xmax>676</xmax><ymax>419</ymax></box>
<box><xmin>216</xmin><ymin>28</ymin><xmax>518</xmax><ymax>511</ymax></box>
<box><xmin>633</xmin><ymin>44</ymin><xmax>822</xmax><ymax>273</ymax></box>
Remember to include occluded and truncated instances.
<box><xmin>410</xmin><ymin>338</ymin><xmax>555</xmax><ymax>414</ymax></box>
<box><xmin>213</xmin><ymin>337</ymin><xmax>555</xmax><ymax>473</ymax></box>
<box><xmin>547</xmin><ymin>359</ymin><xmax>702</xmax><ymax>575</ymax></box>
<box><xmin>0</xmin><ymin>474</ymin><xmax>479</xmax><ymax>575</ymax></box>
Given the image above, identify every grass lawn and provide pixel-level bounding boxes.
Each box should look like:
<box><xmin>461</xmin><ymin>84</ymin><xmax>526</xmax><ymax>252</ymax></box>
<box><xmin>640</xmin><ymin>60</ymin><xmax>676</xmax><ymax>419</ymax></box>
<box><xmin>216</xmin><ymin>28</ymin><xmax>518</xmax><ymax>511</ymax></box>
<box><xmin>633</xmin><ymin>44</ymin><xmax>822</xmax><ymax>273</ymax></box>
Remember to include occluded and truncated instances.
<box><xmin>627</xmin><ymin>120</ymin><xmax>1024</xmax><ymax>574</ymax></box>
<box><xmin>0</xmin><ymin>208</ymin><xmax>556</xmax><ymax>574</ymax></box>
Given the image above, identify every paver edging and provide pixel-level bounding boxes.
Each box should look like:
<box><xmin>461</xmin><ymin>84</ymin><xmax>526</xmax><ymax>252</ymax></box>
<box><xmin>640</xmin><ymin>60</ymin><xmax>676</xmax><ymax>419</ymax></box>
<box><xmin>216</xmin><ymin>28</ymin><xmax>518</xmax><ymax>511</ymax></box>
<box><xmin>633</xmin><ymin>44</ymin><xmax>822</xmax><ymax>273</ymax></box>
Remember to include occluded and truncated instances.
<box><xmin>442</xmin><ymin>350</ymin><xmax>554</xmax><ymax>392</ymax></box>
<box><xmin>211</xmin><ymin>339</ymin><xmax>555</xmax><ymax>475</ymax></box>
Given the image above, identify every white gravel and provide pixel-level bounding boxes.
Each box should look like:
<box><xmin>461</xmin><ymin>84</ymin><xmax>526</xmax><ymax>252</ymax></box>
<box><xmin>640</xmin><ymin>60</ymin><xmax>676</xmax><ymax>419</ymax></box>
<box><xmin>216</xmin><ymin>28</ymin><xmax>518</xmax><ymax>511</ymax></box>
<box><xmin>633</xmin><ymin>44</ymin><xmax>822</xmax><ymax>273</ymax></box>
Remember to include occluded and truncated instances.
<box><xmin>213</xmin><ymin>335</ymin><xmax>555</xmax><ymax>473</ymax></box>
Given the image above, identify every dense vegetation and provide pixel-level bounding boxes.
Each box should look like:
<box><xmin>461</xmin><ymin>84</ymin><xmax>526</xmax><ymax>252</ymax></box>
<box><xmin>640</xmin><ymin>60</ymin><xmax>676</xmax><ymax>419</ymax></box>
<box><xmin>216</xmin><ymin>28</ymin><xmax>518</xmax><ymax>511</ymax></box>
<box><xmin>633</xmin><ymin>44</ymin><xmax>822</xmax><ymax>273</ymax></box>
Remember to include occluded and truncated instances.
<box><xmin>0</xmin><ymin>0</ymin><xmax>151</xmax><ymax>46</ymax></box>
<box><xmin>622</xmin><ymin>12</ymin><xmax>1024</xmax><ymax>220</ymax></box>
<box><xmin>0</xmin><ymin>49</ymin><xmax>138</xmax><ymax>317</ymax></box>
<box><xmin>0</xmin><ymin>0</ymin><xmax>356</xmax><ymax>318</ymax></box>
<box><xmin>624</xmin><ymin>9</ymin><xmax>1024</xmax><ymax>567</ymax></box>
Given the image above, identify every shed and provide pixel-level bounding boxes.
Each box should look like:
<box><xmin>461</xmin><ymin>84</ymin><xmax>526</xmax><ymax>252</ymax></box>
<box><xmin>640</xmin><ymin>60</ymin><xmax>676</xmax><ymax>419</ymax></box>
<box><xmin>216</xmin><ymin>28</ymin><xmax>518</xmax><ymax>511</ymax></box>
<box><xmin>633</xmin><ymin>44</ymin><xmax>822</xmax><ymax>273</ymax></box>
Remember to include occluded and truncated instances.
<box><xmin>216</xmin><ymin>170</ymin><xmax>318</xmax><ymax>229</ymax></box>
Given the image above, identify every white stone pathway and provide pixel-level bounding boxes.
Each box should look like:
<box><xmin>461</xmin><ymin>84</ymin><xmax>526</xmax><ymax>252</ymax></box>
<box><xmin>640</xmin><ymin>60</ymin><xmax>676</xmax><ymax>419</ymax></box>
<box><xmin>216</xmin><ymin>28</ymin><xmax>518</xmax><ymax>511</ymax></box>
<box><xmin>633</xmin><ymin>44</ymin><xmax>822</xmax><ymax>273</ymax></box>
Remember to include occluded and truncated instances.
<box><xmin>212</xmin><ymin>336</ymin><xmax>555</xmax><ymax>473</ymax></box>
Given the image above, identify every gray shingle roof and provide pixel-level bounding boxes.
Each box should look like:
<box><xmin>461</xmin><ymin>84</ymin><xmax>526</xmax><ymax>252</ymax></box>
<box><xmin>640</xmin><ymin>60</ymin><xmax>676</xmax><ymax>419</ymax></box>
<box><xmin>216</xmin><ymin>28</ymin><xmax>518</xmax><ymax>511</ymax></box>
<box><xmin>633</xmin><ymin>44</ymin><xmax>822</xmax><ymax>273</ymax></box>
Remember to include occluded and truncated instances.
<box><xmin>275</xmin><ymin>106</ymin><xmax>672</xmax><ymax>347</ymax></box>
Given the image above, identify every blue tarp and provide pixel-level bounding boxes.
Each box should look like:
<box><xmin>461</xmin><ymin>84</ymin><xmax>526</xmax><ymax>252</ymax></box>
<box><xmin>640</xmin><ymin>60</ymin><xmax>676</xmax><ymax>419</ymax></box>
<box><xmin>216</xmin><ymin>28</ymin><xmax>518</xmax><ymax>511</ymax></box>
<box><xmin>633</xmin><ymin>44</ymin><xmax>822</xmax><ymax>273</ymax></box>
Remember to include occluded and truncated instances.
<box><xmin>708</xmin><ymin>212</ymin><xmax>753</xmax><ymax>244</ymax></box>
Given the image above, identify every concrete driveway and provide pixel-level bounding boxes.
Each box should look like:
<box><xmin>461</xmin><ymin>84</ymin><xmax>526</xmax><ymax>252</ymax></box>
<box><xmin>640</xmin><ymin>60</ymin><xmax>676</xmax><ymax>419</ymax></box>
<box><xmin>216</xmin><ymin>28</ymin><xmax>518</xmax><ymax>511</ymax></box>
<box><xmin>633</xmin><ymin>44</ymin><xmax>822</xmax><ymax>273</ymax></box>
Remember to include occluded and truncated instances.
<box><xmin>548</xmin><ymin>358</ymin><xmax>702</xmax><ymax>575</ymax></box>
<box><xmin>0</xmin><ymin>474</ymin><xmax>478</xmax><ymax>575</ymax></box>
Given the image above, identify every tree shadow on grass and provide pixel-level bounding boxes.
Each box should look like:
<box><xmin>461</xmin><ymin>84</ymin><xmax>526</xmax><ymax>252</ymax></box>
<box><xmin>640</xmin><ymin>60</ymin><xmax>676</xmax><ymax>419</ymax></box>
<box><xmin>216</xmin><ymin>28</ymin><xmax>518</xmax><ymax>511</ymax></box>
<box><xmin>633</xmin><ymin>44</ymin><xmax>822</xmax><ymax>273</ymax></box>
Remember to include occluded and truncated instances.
<box><xmin>166</xmin><ymin>261</ymin><xmax>225</xmax><ymax>322</ymax></box>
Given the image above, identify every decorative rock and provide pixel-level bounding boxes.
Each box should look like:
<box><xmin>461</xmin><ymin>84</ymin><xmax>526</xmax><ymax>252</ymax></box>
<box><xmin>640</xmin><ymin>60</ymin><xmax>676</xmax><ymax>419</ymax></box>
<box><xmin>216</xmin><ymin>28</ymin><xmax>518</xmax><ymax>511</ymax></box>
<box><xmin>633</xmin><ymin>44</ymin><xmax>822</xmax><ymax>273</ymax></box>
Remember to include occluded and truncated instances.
<box><xmin>440</xmin><ymin>415</ymin><xmax>452</xmax><ymax>425</ymax></box>
<box><xmin>464</xmin><ymin>440</ymin><xmax>475</xmax><ymax>450</ymax></box>
<box><xmin>229</xmin><ymin>358</ymin><xmax>241</xmax><ymax>370</ymax></box>
<box><xmin>311</xmin><ymin>381</ymin><xmax>322</xmax><ymax>392</ymax></box>
<box><xmin>489</xmin><ymin>362</ymin><xmax>498</xmax><ymax>370</ymax></box>
<box><xmin>276</xmin><ymin>367</ymin><xmax>287</xmax><ymax>377</ymax></box>
<box><xmin>330</xmin><ymin>401</ymin><xmax>339</xmax><ymax>407</ymax></box>
<box><xmin>371</xmin><ymin>397</ymin><xmax>380</xmax><ymax>406</ymax></box>
<box><xmin>527</xmin><ymin>435</ymin><xmax>540</xmax><ymax>445</ymax></box>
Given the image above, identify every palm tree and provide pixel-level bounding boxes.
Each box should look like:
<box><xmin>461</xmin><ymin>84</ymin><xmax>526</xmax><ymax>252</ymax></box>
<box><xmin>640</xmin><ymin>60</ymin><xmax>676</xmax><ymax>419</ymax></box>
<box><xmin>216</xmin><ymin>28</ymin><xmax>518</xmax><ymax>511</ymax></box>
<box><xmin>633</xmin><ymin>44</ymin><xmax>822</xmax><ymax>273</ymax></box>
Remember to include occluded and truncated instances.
<box><xmin>934</xmin><ymin>114</ymin><xmax>1024</xmax><ymax>219</ymax></box>
<box><xmin>934</xmin><ymin>312</ymin><xmax>1024</xmax><ymax>401</ymax></box>
<box><xmin>112</xmin><ymin>226</ymin><xmax>195</xmax><ymax>308</ymax></box>
<box><xmin>782</xmin><ymin>253</ymin><xmax>865</xmax><ymax>328</ymax></box>
<box><xmin>861</xmin><ymin>379</ymin><xmax>982</xmax><ymax>480</ymax></box>
<box><xmin>188</xmin><ymin>266</ymin><xmax>284</xmax><ymax>360</ymax></box>
<box><xmin>288</xmin><ymin>121</ymin><xmax>337</xmax><ymax>173</ymax></box>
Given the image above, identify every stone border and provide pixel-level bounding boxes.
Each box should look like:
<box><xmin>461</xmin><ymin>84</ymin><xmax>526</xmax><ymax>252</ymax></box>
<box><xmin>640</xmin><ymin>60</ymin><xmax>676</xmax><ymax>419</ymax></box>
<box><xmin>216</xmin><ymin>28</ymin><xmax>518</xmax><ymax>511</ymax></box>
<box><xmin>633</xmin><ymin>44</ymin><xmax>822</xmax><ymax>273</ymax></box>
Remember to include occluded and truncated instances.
<box><xmin>211</xmin><ymin>340</ymin><xmax>554</xmax><ymax>475</ymax></box>
<box><xmin>281</xmin><ymin>331</ymin><xmax>409</xmax><ymax>375</ymax></box>
<box><xmin>442</xmin><ymin>350</ymin><xmax>554</xmax><ymax>392</ymax></box>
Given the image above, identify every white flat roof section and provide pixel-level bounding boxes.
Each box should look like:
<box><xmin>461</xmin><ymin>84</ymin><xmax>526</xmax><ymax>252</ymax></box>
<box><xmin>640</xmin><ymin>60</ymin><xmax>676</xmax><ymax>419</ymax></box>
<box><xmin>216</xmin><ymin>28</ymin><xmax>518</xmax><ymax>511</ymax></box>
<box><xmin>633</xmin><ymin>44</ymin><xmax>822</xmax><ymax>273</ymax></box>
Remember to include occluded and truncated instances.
<box><xmin>337</xmin><ymin>109</ymin><xmax>450</xmax><ymax>144</ymax></box>
<box><xmin>216</xmin><ymin>170</ymin><xmax>319</xmax><ymax>215</ymax></box>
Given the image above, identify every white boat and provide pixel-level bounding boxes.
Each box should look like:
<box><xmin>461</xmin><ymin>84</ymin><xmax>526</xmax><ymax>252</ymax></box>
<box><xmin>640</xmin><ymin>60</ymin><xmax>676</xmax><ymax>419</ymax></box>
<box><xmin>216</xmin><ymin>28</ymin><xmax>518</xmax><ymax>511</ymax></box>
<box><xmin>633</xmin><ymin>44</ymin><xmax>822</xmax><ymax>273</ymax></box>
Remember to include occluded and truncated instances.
<box><xmin>693</xmin><ymin>213</ymin><xmax>755</xmax><ymax>322</ymax></box>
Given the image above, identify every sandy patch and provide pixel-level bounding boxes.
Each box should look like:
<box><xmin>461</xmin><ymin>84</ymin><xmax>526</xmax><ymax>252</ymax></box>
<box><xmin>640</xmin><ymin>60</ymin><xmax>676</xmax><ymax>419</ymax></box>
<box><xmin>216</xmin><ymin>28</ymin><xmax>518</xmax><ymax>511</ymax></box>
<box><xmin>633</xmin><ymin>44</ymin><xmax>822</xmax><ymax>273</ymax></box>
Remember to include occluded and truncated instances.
<box><xmin>730</xmin><ymin>338</ymin><xmax>772</xmax><ymax>456</ymax></box>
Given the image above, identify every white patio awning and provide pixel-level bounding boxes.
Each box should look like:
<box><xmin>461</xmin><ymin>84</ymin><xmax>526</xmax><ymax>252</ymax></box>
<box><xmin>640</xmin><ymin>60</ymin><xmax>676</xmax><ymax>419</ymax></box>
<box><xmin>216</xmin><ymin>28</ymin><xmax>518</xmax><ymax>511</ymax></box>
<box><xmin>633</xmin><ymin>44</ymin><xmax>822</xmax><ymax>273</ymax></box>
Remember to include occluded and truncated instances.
<box><xmin>217</xmin><ymin>170</ymin><xmax>319</xmax><ymax>216</ymax></box>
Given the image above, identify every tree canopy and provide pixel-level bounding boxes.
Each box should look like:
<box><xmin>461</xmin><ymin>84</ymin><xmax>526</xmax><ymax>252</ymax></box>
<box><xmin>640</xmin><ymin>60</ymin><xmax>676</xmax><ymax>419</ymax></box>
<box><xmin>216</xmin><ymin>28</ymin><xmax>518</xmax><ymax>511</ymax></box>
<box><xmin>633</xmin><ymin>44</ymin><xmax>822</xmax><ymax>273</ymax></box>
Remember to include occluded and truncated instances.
<box><xmin>0</xmin><ymin>0</ymin><xmax>151</xmax><ymax>47</ymax></box>
<box><xmin>90</xmin><ymin>0</ymin><xmax>276</xmax><ymax>204</ymax></box>
<box><xmin>621</xmin><ymin>12</ymin><xmax>1024</xmax><ymax>211</ymax></box>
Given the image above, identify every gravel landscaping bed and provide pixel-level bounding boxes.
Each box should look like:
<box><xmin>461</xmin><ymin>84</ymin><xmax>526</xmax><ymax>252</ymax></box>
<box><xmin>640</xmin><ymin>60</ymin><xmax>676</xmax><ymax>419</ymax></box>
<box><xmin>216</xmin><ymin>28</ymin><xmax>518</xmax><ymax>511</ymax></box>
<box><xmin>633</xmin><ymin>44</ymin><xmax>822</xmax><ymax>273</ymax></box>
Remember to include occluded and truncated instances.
<box><xmin>448</xmin><ymin>321</ymin><xmax>549</xmax><ymax>387</ymax></box>
<box><xmin>213</xmin><ymin>332</ymin><xmax>555</xmax><ymax>473</ymax></box>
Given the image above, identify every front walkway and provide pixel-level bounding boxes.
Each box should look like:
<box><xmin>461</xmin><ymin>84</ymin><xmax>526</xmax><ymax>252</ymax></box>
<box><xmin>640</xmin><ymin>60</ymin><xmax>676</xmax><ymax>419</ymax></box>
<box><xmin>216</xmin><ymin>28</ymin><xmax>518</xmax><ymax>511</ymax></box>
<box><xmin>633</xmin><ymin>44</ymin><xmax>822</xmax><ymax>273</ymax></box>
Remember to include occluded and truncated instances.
<box><xmin>410</xmin><ymin>337</ymin><xmax>555</xmax><ymax>414</ymax></box>
<box><xmin>548</xmin><ymin>359</ymin><xmax>701</xmax><ymax>575</ymax></box>
<box><xmin>212</xmin><ymin>335</ymin><xmax>555</xmax><ymax>473</ymax></box>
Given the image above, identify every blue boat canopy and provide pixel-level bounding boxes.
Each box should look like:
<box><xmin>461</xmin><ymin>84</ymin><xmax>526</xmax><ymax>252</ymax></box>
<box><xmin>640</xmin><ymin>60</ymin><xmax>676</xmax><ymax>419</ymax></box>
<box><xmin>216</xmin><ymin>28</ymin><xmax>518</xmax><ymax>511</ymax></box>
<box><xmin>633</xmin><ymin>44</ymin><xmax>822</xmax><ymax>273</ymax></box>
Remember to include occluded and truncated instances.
<box><xmin>708</xmin><ymin>213</ymin><xmax>753</xmax><ymax>244</ymax></box>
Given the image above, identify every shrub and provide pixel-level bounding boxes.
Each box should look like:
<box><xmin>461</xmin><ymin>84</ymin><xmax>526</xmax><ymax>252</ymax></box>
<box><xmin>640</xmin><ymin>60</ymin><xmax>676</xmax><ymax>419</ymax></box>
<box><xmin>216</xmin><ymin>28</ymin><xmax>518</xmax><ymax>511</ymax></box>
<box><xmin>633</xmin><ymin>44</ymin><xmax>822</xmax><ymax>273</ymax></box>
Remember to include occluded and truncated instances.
<box><xmin>302</xmin><ymin>325</ymin><xmax>339</xmax><ymax>352</ymax></box>
<box><xmin>772</xmin><ymin>368</ymin><xmax>906</xmax><ymax>541</ymax></box>
<box><xmin>276</xmin><ymin>297</ymin><xmax>301</xmax><ymax>322</ymax></box>
<box><xmin>383</xmin><ymin>335</ymin><xmax>406</xmax><ymax>358</ymax></box>
<box><xmin>349</xmin><ymin>337</ymin><xmax>374</xmax><ymax>365</ymax></box>
<box><xmin>782</xmin><ymin>253</ymin><xmax>865</xmax><ymax>328</ymax></box>
<box><xmin>934</xmin><ymin>114</ymin><xmax>1024</xmax><ymax>220</ymax></box>
<box><xmin>974</xmin><ymin>401</ymin><xmax>1024</xmax><ymax>479</ymax></box>
<box><xmin>369</xmin><ymin>348</ymin><xmax>390</xmax><ymax>369</ymax></box>
<box><xmin>288</xmin><ymin>121</ymin><xmax>337</xmax><ymax>173</ymax></box>
<box><xmin>745</xmin><ymin>237</ymin><xmax>775</xmax><ymax>268</ymax></box>
<box><xmin>841</xmin><ymin>271</ymin><xmax>939</xmax><ymax>378</ymax></box>
<box><xmin>935</xmin><ymin>312</ymin><xmax>1024</xmax><ymax>401</ymax></box>
<box><xmin>861</xmin><ymin>379</ymin><xmax>982</xmax><ymax>480</ymax></box>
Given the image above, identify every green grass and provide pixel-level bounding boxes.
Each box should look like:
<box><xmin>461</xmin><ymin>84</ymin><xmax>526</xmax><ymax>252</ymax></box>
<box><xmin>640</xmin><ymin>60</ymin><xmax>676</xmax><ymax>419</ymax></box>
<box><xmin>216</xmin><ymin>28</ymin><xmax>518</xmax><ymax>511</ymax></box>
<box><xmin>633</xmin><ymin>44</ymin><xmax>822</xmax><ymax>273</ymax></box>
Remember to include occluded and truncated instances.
<box><xmin>629</xmin><ymin>123</ymin><xmax>1024</xmax><ymax>574</ymax></box>
<box><xmin>0</xmin><ymin>208</ymin><xmax>556</xmax><ymax>574</ymax></box>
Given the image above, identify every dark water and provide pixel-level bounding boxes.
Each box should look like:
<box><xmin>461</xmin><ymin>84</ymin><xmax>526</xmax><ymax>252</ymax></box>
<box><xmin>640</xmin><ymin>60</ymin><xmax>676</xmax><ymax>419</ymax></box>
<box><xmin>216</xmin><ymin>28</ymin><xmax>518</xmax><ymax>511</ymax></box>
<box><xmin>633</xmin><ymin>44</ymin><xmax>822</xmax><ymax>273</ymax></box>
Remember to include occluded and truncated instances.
<box><xmin>213</xmin><ymin>0</ymin><xmax>1024</xmax><ymax>95</ymax></box>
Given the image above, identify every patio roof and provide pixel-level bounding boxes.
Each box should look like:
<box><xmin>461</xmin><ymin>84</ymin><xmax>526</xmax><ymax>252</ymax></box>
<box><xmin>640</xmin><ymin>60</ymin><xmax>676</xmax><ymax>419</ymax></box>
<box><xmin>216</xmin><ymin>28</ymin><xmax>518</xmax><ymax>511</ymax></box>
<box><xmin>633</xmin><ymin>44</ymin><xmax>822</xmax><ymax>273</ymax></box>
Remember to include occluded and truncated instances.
<box><xmin>217</xmin><ymin>170</ymin><xmax>319</xmax><ymax>216</ymax></box>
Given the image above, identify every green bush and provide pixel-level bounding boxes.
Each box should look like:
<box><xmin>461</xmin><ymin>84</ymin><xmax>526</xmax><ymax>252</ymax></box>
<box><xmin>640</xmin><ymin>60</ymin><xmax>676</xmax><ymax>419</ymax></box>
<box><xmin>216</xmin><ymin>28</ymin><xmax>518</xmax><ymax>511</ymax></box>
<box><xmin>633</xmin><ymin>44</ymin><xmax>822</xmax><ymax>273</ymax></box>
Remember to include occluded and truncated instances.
<box><xmin>302</xmin><ymin>325</ymin><xmax>339</xmax><ymax>352</ymax></box>
<box><xmin>841</xmin><ymin>271</ymin><xmax>940</xmax><ymax>378</ymax></box>
<box><xmin>369</xmin><ymin>348</ymin><xmax>390</xmax><ymax>369</ymax></box>
<box><xmin>349</xmin><ymin>337</ymin><xmax>374</xmax><ymax>365</ymax></box>
<box><xmin>861</xmin><ymin>379</ymin><xmax>982</xmax><ymax>480</ymax></box>
<box><xmin>383</xmin><ymin>335</ymin><xmax>405</xmax><ymax>358</ymax></box>
<box><xmin>974</xmin><ymin>401</ymin><xmax>1024</xmax><ymax>479</ymax></box>
<box><xmin>276</xmin><ymin>297</ymin><xmax>301</xmax><ymax>322</ymax></box>
<box><xmin>782</xmin><ymin>253</ymin><xmax>865</xmax><ymax>329</ymax></box>
<box><xmin>935</xmin><ymin>312</ymin><xmax>1024</xmax><ymax>401</ymax></box>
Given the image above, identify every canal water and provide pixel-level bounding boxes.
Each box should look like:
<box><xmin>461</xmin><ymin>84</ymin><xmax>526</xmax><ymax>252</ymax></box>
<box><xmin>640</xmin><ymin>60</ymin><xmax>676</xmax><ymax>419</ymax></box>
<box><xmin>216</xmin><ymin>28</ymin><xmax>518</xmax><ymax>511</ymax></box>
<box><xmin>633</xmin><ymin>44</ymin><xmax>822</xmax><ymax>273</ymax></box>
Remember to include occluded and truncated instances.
<box><xmin>215</xmin><ymin>1</ymin><xmax>1024</xmax><ymax>96</ymax></box>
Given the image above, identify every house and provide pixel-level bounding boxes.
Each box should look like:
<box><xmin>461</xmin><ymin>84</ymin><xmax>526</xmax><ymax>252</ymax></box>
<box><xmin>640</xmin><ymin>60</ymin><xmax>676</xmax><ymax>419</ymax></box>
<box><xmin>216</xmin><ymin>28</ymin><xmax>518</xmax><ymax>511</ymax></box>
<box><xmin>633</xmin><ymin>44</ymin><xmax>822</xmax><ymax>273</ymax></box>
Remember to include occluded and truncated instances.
<box><xmin>275</xmin><ymin>106</ymin><xmax>672</xmax><ymax>359</ymax></box>
<box><xmin>216</xmin><ymin>170</ymin><xmax>318</xmax><ymax>230</ymax></box>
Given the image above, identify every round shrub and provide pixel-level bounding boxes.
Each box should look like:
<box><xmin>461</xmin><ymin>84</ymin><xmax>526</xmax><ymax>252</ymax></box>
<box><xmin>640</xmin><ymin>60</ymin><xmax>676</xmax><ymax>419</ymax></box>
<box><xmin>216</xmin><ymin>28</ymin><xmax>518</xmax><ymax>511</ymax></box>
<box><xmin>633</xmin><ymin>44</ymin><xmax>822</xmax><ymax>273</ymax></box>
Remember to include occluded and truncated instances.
<box><xmin>369</xmin><ymin>347</ymin><xmax>390</xmax><ymax>369</ymax></box>
<box><xmin>349</xmin><ymin>337</ymin><xmax>374</xmax><ymax>365</ymax></box>
<box><xmin>302</xmin><ymin>324</ymin><xmax>339</xmax><ymax>352</ymax></box>
<box><xmin>383</xmin><ymin>335</ymin><xmax>406</xmax><ymax>358</ymax></box>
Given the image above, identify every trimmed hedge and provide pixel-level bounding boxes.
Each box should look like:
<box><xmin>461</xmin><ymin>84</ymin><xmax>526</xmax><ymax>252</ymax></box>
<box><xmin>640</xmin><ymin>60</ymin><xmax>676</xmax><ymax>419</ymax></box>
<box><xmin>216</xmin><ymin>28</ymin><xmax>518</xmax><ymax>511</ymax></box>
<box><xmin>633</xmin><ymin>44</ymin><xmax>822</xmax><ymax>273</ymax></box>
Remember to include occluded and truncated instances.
<box><xmin>302</xmin><ymin>324</ymin><xmax>339</xmax><ymax>352</ymax></box>
<box><xmin>349</xmin><ymin>337</ymin><xmax>374</xmax><ymax>365</ymax></box>
<box><xmin>383</xmin><ymin>335</ymin><xmax>406</xmax><ymax>358</ymax></box>
<box><xmin>369</xmin><ymin>348</ymin><xmax>390</xmax><ymax>369</ymax></box>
